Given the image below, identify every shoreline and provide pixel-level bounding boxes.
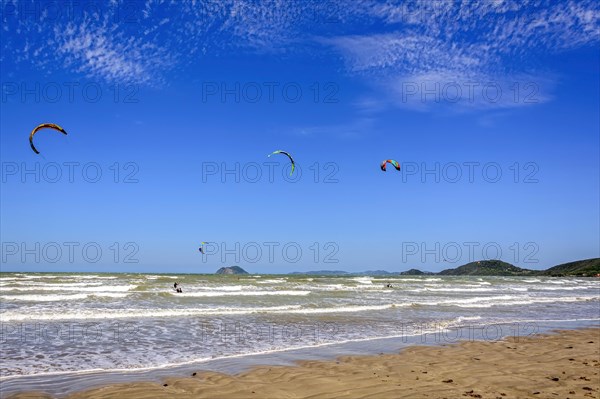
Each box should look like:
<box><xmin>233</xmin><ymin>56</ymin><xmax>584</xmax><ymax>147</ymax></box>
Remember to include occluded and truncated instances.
<box><xmin>2</xmin><ymin>321</ymin><xmax>599</xmax><ymax>398</ymax></box>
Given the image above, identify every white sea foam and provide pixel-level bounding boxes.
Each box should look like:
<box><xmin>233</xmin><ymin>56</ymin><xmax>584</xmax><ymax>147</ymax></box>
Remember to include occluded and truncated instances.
<box><xmin>6</xmin><ymin>275</ymin><xmax>119</xmax><ymax>280</ymax></box>
<box><xmin>0</xmin><ymin>285</ymin><xmax>136</xmax><ymax>292</ymax></box>
<box><xmin>409</xmin><ymin>287</ymin><xmax>497</xmax><ymax>292</ymax></box>
<box><xmin>307</xmin><ymin>284</ymin><xmax>387</xmax><ymax>292</ymax></box>
<box><xmin>11</xmin><ymin>275</ymin><xmax>63</xmax><ymax>279</ymax></box>
<box><xmin>194</xmin><ymin>286</ymin><xmax>251</xmax><ymax>291</ymax></box>
<box><xmin>436</xmin><ymin>296</ymin><xmax>599</xmax><ymax>308</ymax></box>
<box><xmin>21</xmin><ymin>296</ymin><xmax>582</xmax><ymax>319</ymax></box>
<box><xmin>285</xmin><ymin>304</ymin><xmax>407</xmax><ymax>314</ymax></box>
<box><xmin>455</xmin><ymin>316</ymin><xmax>483</xmax><ymax>323</ymax></box>
<box><xmin>0</xmin><ymin>293</ymin><xmax>91</xmax><ymax>302</ymax></box>
<box><xmin>1</xmin><ymin>292</ymin><xmax>131</xmax><ymax>302</ymax></box>
<box><xmin>13</xmin><ymin>275</ymin><xmax>119</xmax><ymax>280</ymax></box>
<box><xmin>256</xmin><ymin>279</ymin><xmax>287</xmax><ymax>284</ymax></box>
<box><xmin>0</xmin><ymin>305</ymin><xmax>304</xmax><ymax>321</ymax></box>
<box><xmin>6</xmin><ymin>282</ymin><xmax>105</xmax><ymax>287</ymax></box>
<box><xmin>317</xmin><ymin>284</ymin><xmax>345</xmax><ymax>290</ymax></box>
<box><xmin>66</xmin><ymin>275</ymin><xmax>119</xmax><ymax>280</ymax></box>
<box><xmin>176</xmin><ymin>290</ymin><xmax>311</xmax><ymax>297</ymax></box>
<box><xmin>531</xmin><ymin>286</ymin><xmax>595</xmax><ymax>291</ymax></box>
<box><xmin>0</xmin><ymin>303</ymin><xmax>404</xmax><ymax>322</ymax></box>
<box><xmin>145</xmin><ymin>275</ymin><xmax>178</xmax><ymax>280</ymax></box>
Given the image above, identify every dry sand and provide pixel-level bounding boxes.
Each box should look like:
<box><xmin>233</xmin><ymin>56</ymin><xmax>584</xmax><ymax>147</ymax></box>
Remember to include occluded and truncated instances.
<box><xmin>7</xmin><ymin>328</ymin><xmax>599</xmax><ymax>399</ymax></box>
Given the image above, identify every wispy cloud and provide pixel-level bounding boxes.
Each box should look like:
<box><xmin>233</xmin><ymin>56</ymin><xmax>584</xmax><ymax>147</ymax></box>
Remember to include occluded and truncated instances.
<box><xmin>52</xmin><ymin>16</ymin><xmax>172</xmax><ymax>86</ymax></box>
<box><xmin>220</xmin><ymin>0</ymin><xmax>305</xmax><ymax>50</ymax></box>
<box><xmin>290</xmin><ymin>116</ymin><xmax>375</xmax><ymax>139</ymax></box>
<box><xmin>2</xmin><ymin>0</ymin><xmax>598</xmax><ymax>101</ymax></box>
<box><xmin>2</xmin><ymin>0</ymin><xmax>322</xmax><ymax>84</ymax></box>
<box><xmin>323</xmin><ymin>0</ymin><xmax>599</xmax><ymax>111</ymax></box>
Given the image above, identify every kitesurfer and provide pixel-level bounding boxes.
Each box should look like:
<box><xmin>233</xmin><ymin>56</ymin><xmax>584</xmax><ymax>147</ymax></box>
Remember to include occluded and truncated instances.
<box><xmin>174</xmin><ymin>282</ymin><xmax>183</xmax><ymax>293</ymax></box>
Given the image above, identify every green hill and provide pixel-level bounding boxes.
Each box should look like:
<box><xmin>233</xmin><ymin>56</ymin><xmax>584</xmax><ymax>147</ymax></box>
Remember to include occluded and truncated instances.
<box><xmin>287</xmin><ymin>258</ymin><xmax>600</xmax><ymax>277</ymax></box>
<box><xmin>438</xmin><ymin>260</ymin><xmax>536</xmax><ymax>276</ymax></box>
<box><xmin>541</xmin><ymin>258</ymin><xmax>600</xmax><ymax>277</ymax></box>
<box><xmin>399</xmin><ymin>269</ymin><xmax>434</xmax><ymax>275</ymax></box>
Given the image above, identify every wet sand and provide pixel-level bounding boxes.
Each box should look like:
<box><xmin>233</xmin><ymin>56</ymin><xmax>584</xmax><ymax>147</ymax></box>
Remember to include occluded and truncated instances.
<box><xmin>7</xmin><ymin>328</ymin><xmax>599</xmax><ymax>399</ymax></box>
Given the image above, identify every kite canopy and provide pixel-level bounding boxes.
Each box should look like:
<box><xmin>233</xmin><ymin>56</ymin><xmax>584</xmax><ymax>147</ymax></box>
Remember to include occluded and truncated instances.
<box><xmin>199</xmin><ymin>242</ymin><xmax>207</xmax><ymax>254</ymax></box>
<box><xmin>380</xmin><ymin>159</ymin><xmax>400</xmax><ymax>172</ymax></box>
<box><xmin>268</xmin><ymin>150</ymin><xmax>295</xmax><ymax>175</ymax></box>
<box><xmin>29</xmin><ymin>123</ymin><xmax>67</xmax><ymax>154</ymax></box>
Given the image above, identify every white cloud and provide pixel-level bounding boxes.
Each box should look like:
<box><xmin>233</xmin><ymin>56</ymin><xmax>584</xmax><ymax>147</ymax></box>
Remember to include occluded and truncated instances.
<box><xmin>321</xmin><ymin>33</ymin><xmax>484</xmax><ymax>74</ymax></box>
<box><xmin>52</xmin><ymin>17</ymin><xmax>172</xmax><ymax>85</ymax></box>
<box><xmin>322</xmin><ymin>0</ymin><xmax>599</xmax><ymax>111</ymax></box>
<box><xmin>2</xmin><ymin>0</ymin><xmax>597</xmax><ymax>96</ymax></box>
<box><xmin>386</xmin><ymin>71</ymin><xmax>555</xmax><ymax>112</ymax></box>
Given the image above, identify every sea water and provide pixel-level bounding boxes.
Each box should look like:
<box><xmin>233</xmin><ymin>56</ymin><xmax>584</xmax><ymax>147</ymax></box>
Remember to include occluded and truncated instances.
<box><xmin>0</xmin><ymin>272</ymin><xmax>598</xmax><ymax>394</ymax></box>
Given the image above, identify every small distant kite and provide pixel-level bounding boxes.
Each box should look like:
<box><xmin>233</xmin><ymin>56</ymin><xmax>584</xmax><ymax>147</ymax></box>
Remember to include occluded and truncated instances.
<box><xmin>29</xmin><ymin>123</ymin><xmax>67</xmax><ymax>154</ymax></box>
<box><xmin>268</xmin><ymin>150</ymin><xmax>295</xmax><ymax>175</ymax></box>
<box><xmin>199</xmin><ymin>242</ymin><xmax>208</xmax><ymax>254</ymax></box>
<box><xmin>380</xmin><ymin>159</ymin><xmax>400</xmax><ymax>172</ymax></box>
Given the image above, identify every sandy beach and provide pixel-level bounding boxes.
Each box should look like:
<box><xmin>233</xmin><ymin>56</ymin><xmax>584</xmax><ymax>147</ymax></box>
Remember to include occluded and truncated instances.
<box><xmin>6</xmin><ymin>328</ymin><xmax>598</xmax><ymax>399</ymax></box>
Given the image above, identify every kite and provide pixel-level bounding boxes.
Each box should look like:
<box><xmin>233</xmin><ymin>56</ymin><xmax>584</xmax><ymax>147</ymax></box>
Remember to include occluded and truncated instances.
<box><xmin>29</xmin><ymin>123</ymin><xmax>67</xmax><ymax>154</ymax></box>
<box><xmin>268</xmin><ymin>150</ymin><xmax>295</xmax><ymax>175</ymax></box>
<box><xmin>199</xmin><ymin>242</ymin><xmax>208</xmax><ymax>254</ymax></box>
<box><xmin>380</xmin><ymin>159</ymin><xmax>400</xmax><ymax>172</ymax></box>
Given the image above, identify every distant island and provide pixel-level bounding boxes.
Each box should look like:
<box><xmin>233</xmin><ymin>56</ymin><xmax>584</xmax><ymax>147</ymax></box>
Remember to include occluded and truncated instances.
<box><xmin>438</xmin><ymin>260</ymin><xmax>536</xmax><ymax>276</ymax></box>
<box><xmin>289</xmin><ymin>258</ymin><xmax>600</xmax><ymax>277</ymax></box>
<box><xmin>215</xmin><ymin>266</ymin><xmax>249</xmax><ymax>275</ymax></box>
<box><xmin>399</xmin><ymin>269</ymin><xmax>436</xmax><ymax>276</ymax></box>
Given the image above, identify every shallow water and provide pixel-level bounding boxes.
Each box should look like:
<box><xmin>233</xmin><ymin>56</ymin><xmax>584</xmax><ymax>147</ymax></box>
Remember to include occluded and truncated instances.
<box><xmin>1</xmin><ymin>272</ymin><xmax>598</xmax><ymax>385</ymax></box>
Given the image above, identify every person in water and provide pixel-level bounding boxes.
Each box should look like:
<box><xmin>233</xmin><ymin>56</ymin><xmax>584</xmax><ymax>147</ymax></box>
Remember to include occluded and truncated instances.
<box><xmin>174</xmin><ymin>282</ymin><xmax>182</xmax><ymax>293</ymax></box>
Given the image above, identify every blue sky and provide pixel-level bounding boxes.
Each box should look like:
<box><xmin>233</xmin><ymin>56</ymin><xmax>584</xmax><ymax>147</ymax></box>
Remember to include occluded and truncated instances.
<box><xmin>1</xmin><ymin>0</ymin><xmax>599</xmax><ymax>273</ymax></box>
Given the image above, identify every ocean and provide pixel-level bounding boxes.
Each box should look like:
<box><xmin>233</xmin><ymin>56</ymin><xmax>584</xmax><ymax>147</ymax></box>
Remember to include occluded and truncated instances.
<box><xmin>1</xmin><ymin>272</ymin><xmax>599</xmax><ymax>393</ymax></box>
